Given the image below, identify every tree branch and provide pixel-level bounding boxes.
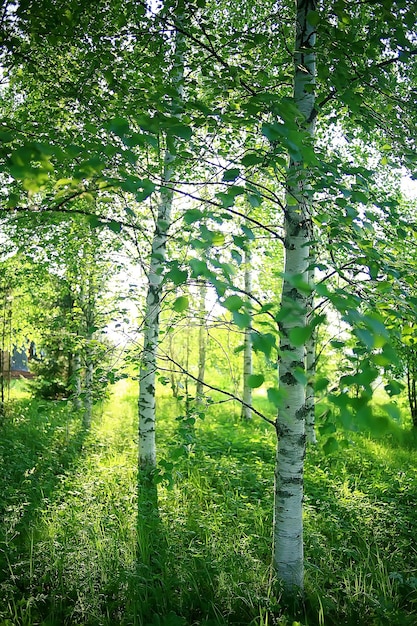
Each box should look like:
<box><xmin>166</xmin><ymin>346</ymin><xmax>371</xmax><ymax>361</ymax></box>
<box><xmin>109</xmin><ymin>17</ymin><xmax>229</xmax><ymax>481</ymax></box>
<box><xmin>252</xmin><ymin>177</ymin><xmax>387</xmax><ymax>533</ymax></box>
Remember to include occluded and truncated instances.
<box><xmin>159</xmin><ymin>352</ymin><xmax>276</xmax><ymax>427</ymax></box>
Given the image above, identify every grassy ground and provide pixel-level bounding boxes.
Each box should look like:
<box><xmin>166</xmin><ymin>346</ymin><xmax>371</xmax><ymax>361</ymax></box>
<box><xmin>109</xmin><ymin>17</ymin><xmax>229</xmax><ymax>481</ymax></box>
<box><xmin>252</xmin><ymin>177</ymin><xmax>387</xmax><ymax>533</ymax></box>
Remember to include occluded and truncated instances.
<box><xmin>0</xmin><ymin>380</ymin><xmax>416</xmax><ymax>625</ymax></box>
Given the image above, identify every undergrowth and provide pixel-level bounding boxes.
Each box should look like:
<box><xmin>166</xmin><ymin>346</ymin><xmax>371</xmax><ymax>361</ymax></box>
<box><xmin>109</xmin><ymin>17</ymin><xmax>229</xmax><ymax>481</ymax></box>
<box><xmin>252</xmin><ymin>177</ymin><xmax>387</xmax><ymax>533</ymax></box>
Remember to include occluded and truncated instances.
<box><xmin>0</xmin><ymin>380</ymin><xmax>416</xmax><ymax>625</ymax></box>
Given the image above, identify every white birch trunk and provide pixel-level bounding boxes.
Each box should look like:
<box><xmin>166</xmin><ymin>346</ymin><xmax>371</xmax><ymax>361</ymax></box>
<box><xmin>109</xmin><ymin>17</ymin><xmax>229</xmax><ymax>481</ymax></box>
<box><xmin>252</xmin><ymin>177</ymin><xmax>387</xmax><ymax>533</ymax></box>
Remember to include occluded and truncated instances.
<box><xmin>196</xmin><ymin>280</ymin><xmax>207</xmax><ymax>403</ymax></box>
<box><xmin>305</xmin><ymin>264</ymin><xmax>317</xmax><ymax>444</ymax></box>
<box><xmin>138</xmin><ymin>167</ymin><xmax>175</xmax><ymax>469</ymax></box>
<box><xmin>273</xmin><ymin>0</ymin><xmax>317</xmax><ymax>591</ymax></box>
<box><xmin>83</xmin><ymin>344</ymin><xmax>94</xmax><ymax>429</ymax></box>
<box><xmin>305</xmin><ymin>331</ymin><xmax>317</xmax><ymax>444</ymax></box>
<box><xmin>241</xmin><ymin>248</ymin><xmax>253</xmax><ymax>420</ymax></box>
<box><xmin>138</xmin><ymin>9</ymin><xmax>185</xmax><ymax>471</ymax></box>
<box><xmin>72</xmin><ymin>351</ymin><xmax>82</xmax><ymax>411</ymax></box>
<box><xmin>83</xmin><ymin>277</ymin><xmax>95</xmax><ymax>430</ymax></box>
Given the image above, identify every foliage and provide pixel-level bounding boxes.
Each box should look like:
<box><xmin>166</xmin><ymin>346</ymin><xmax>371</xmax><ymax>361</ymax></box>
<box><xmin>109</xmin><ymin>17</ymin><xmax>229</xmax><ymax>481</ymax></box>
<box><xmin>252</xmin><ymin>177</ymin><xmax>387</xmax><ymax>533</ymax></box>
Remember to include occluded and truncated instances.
<box><xmin>1</xmin><ymin>0</ymin><xmax>417</xmax><ymax>605</ymax></box>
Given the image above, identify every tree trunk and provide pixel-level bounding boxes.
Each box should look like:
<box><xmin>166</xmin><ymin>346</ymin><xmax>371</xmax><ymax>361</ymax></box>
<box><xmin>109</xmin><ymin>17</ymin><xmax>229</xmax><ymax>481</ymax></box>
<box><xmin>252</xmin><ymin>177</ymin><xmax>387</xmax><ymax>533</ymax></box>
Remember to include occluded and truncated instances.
<box><xmin>196</xmin><ymin>280</ymin><xmax>207</xmax><ymax>403</ymax></box>
<box><xmin>241</xmin><ymin>248</ymin><xmax>253</xmax><ymax>420</ymax></box>
<box><xmin>83</xmin><ymin>345</ymin><xmax>94</xmax><ymax>429</ymax></box>
<box><xmin>305</xmin><ymin>263</ymin><xmax>317</xmax><ymax>444</ymax></box>
<box><xmin>138</xmin><ymin>185</ymin><xmax>173</xmax><ymax>469</ymax></box>
<box><xmin>83</xmin><ymin>278</ymin><xmax>95</xmax><ymax>430</ymax></box>
<box><xmin>305</xmin><ymin>330</ymin><xmax>317</xmax><ymax>444</ymax></box>
<box><xmin>407</xmin><ymin>353</ymin><xmax>417</xmax><ymax>428</ymax></box>
<box><xmin>273</xmin><ymin>0</ymin><xmax>317</xmax><ymax>592</ymax></box>
<box><xmin>72</xmin><ymin>351</ymin><xmax>83</xmax><ymax>411</ymax></box>
<box><xmin>138</xmin><ymin>6</ymin><xmax>185</xmax><ymax>472</ymax></box>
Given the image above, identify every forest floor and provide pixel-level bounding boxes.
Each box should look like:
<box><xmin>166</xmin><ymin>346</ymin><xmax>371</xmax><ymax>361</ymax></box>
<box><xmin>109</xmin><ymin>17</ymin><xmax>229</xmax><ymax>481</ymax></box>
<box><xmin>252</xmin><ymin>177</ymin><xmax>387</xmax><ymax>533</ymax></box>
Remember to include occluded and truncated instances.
<box><xmin>1</xmin><ymin>379</ymin><xmax>417</xmax><ymax>626</ymax></box>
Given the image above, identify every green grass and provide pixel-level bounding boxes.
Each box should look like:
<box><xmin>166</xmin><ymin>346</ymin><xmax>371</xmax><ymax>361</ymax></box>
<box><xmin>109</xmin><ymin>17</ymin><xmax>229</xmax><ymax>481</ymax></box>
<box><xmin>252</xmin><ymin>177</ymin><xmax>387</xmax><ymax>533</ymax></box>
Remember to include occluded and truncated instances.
<box><xmin>1</xmin><ymin>380</ymin><xmax>417</xmax><ymax>625</ymax></box>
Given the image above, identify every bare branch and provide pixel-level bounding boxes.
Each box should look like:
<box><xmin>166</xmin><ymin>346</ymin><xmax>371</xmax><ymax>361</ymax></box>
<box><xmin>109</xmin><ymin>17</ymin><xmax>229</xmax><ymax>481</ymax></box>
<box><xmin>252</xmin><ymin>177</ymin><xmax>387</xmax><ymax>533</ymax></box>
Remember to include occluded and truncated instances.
<box><xmin>159</xmin><ymin>352</ymin><xmax>276</xmax><ymax>427</ymax></box>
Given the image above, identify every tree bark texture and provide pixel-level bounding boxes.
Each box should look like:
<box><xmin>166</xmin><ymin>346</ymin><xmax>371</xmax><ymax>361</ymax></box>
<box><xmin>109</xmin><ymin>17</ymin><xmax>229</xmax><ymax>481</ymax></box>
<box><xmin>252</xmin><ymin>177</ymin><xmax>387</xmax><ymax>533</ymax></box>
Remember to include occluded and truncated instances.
<box><xmin>273</xmin><ymin>0</ymin><xmax>317</xmax><ymax>591</ymax></box>
<box><xmin>241</xmin><ymin>248</ymin><xmax>253</xmax><ymax>420</ymax></box>
<box><xmin>138</xmin><ymin>8</ymin><xmax>185</xmax><ymax>471</ymax></box>
<box><xmin>407</xmin><ymin>352</ymin><xmax>417</xmax><ymax>427</ymax></box>
<box><xmin>305</xmin><ymin>262</ymin><xmax>317</xmax><ymax>444</ymax></box>
<box><xmin>196</xmin><ymin>280</ymin><xmax>207</xmax><ymax>403</ymax></box>
<box><xmin>305</xmin><ymin>330</ymin><xmax>317</xmax><ymax>444</ymax></box>
<box><xmin>82</xmin><ymin>276</ymin><xmax>95</xmax><ymax>430</ymax></box>
<box><xmin>72</xmin><ymin>351</ymin><xmax>82</xmax><ymax>411</ymax></box>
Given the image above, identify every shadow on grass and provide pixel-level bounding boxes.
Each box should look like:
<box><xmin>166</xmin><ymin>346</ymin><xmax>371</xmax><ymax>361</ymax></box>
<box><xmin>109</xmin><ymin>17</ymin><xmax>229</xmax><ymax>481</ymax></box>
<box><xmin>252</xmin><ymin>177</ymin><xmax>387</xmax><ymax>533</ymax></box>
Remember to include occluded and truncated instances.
<box><xmin>133</xmin><ymin>470</ymin><xmax>168</xmax><ymax>615</ymax></box>
<box><xmin>0</xmin><ymin>398</ymin><xmax>86</xmax><ymax>609</ymax></box>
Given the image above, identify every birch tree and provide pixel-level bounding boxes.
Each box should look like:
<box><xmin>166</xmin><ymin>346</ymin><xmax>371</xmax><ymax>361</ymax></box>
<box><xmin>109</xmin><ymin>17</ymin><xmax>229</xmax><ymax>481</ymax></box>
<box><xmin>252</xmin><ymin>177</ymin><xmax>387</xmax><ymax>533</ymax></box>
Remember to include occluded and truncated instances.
<box><xmin>196</xmin><ymin>279</ymin><xmax>207</xmax><ymax>403</ymax></box>
<box><xmin>241</xmin><ymin>247</ymin><xmax>253</xmax><ymax>420</ymax></box>
<box><xmin>305</xmin><ymin>258</ymin><xmax>317</xmax><ymax>444</ymax></box>
<box><xmin>138</xmin><ymin>0</ymin><xmax>186</xmax><ymax>475</ymax></box>
<box><xmin>273</xmin><ymin>0</ymin><xmax>317</xmax><ymax>590</ymax></box>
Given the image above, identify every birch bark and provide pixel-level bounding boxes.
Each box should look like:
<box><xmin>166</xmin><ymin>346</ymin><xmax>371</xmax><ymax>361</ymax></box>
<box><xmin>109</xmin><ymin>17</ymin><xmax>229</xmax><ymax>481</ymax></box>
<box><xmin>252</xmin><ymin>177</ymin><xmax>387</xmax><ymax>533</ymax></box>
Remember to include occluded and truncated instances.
<box><xmin>241</xmin><ymin>248</ymin><xmax>253</xmax><ymax>420</ymax></box>
<box><xmin>82</xmin><ymin>274</ymin><xmax>95</xmax><ymax>430</ymax></box>
<box><xmin>138</xmin><ymin>5</ymin><xmax>185</xmax><ymax>472</ymax></box>
<box><xmin>196</xmin><ymin>280</ymin><xmax>207</xmax><ymax>403</ymax></box>
<box><xmin>273</xmin><ymin>0</ymin><xmax>317</xmax><ymax>591</ymax></box>
<box><xmin>72</xmin><ymin>351</ymin><xmax>82</xmax><ymax>411</ymax></box>
<box><xmin>305</xmin><ymin>263</ymin><xmax>317</xmax><ymax>444</ymax></box>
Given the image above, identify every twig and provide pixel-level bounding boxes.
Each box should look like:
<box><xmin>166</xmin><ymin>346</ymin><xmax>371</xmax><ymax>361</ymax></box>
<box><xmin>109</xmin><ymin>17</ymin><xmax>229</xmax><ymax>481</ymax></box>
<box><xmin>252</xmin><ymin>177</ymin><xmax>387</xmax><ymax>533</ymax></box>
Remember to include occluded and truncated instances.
<box><xmin>159</xmin><ymin>352</ymin><xmax>276</xmax><ymax>427</ymax></box>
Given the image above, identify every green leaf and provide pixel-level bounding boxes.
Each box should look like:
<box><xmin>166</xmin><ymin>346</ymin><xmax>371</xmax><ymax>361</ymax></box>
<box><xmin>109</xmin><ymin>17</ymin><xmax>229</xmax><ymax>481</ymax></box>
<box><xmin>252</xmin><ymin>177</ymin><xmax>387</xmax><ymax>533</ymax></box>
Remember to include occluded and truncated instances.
<box><xmin>223</xmin><ymin>295</ymin><xmax>244</xmax><ymax>311</ymax></box>
<box><xmin>294</xmin><ymin>367</ymin><xmax>308</xmax><ymax>386</ymax></box>
<box><xmin>283</xmin><ymin>273</ymin><xmax>313</xmax><ymax>293</ymax></box>
<box><xmin>211</xmin><ymin>232</ymin><xmax>225</xmax><ymax>246</ymax></box>
<box><xmin>289</xmin><ymin>325</ymin><xmax>313</xmax><ymax>346</ymax></box>
<box><xmin>241</xmin><ymin>153</ymin><xmax>264</xmax><ymax>167</ymax></box>
<box><xmin>173</xmin><ymin>296</ymin><xmax>189</xmax><ymax>312</ymax></box>
<box><xmin>319</xmin><ymin>421</ymin><xmax>336</xmax><ymax>436</ymax></box>
<box><xmin>231</xmin><ymin>250</ymin><xmax>243</xmax><ymax>264</ymax></box>
<box><xmin>124</xmin><ymin>132</ymin><xmax>158</xmax><ymax>149</ymax></box>
<box><xmin>107</xmin><ymin>219</ymin><xmax>122</xmax><ymax>234</ymax></box>
<box><xmin>166</xmin><ymin>267</ymin><xmax>188</xmax><ymax>286</ymax></box>
<box><xmin>267</xmin><ymin>387</ymin><xmax>285</xmax><ymax>408</ymax></box>
<box><xmin>307</xmin><ymin>9</ymin><xmax>320</xmax><ymax>26</ymax></box>
<box><xmin>248</xmin><ymin>193</ymin><xmax>262</xmax><ymax>208</ymax></box>
<box><xmin>108</xmin><ymin>117</ymin><xmax>130</xmax><ymax>136</ymax></box>
<box><xmin>189</xmin><ymin>258</ymin><xmax>209</xmax><ymax>278</ymax></box>
<box><xmin>232</xmin><ymin>311</ymin><xmax>251</xmax><ymax>329</ymax></box>
<box><xmin>215</xmin><ymin>186</ymin><xmax>244</xmax><ymax>209</ymax></box>
<box><xmin>88</xmin><ymin>215</ymin><xmax>101</xmax><ymax>228</ymax></box>
<box><xmin>241</xmin><ymin>224</ymin><xmax>255</xmax><ymax>240</ymax></box>
<box><xmin>323</xmin><ymin>437</ymin><xmax>339</xmax><ymax>455</ymax></box>
<box><xmin>315</xmin><ymin>377</ymin><xmax>329</xmax><ymax>392</ymax></box>
<box><xmin>368</xmin><ymin>262</ymin><xmax>379</xmax><ymax>280</ymax></box>
<box><xmin>247</xmin><ymin>374</ymin><xmax>265</xmax><ymax>388</ymax></box>
<box><xmin>354</xmin><ymin>328</ymin><xmax>374</xmax><ymax>349</ymax></box>
<box><xmin>184</xmin><ymin>209</ymin><xmax>204</xmax><ymax>225</ymax></box>
<box><xmin>330</xmin><ymin>340</ymin><xmax>345</xmax><ymax>349</ymax></box>
<box><xmin>382</xmin><ymin>403</ymin><xmax>401</xmax><ymax>422</ymax></box>
<box><xmin>170</xmin><ymin>123</ymin><xmax>192</xmax><ymax>140</ymax></box>
<box><xmin>252</xmin><ymin>332</ymin><xmax>276</xmax><ymax>358</ymax></box>
<box><xmin>384</xmin><ymin>380</ymin><xmax>404</xmax><ymax>397</ymax></box>
<box><xmin>222</xmin><ymin>168</ymin><xmax>241</xmax><ymax>182</ymax></box>
<box><xmin>351</xmin><ymin>190</ymin><xmax>368</xmax><ymax>204</ymax></box>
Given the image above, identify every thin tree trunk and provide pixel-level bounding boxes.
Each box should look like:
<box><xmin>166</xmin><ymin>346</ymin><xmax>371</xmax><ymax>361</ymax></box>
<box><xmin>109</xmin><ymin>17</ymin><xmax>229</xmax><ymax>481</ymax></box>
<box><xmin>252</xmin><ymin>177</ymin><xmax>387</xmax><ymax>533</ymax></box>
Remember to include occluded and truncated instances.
<box><xmin>196</xmin><ymin>280</ymin><xmax>207</xmax><ymax>403</ymax></box>
<box><xmin>407</xmin><ymin>353</ymin><xmax>417</xmax><ymax>428</ymax></box>
<box><xmin>184</xmin><ymin>322</ymin><xmax>190</xmax><ymax>412</ymax></box>
<box><xmin>241</xmin><ymin>248</ymin><xmax>253</xmax><ymax>420</ymax></box>
<box><xmin>273</xmin><ymin>0</ymin><xmax>317</xmax><ymax>591</ymax></box>
<box><xmin>83</xmin><ymin>344</ymin><xmax>94</xmax><ymax>429</ymax></box>
<box><xmin>72</xmin><ymin>351</ymin><xmax>82</xmax><ymax>410</ymax></box>
<box><xmin>83</xmin><ymin>277</ymin><xmax>95</xmax><ymax>430</ymax></box>
<box><xmin>305</xmin><ymin>330</ymin><xmax>317</xmax><ymax>444</ymax></box>
<box><xmin>138</xmin><ymin>7</ymin><xmax>185</xmax><ymax>472</ymax></box>
<box><xmin>305</xmin><ymin>263</ymin><xmax>317</xmax><ymax>444</ymax></box>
